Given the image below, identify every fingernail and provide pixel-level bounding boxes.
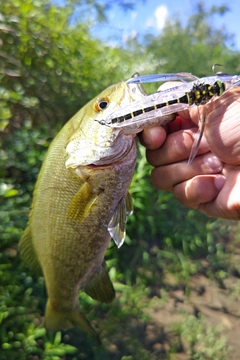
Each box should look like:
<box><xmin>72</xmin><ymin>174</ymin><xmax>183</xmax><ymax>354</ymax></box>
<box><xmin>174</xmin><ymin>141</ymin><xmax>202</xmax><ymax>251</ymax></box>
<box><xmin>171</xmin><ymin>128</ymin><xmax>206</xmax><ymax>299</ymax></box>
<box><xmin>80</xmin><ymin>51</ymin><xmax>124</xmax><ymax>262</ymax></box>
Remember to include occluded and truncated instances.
<box><xmin>214</xmin><ymin>175</ymin><xmax>226</xmax><ymax>191</ymax></box>
<box><xmin>203</xmin><ymin>154</ymin><xmax>223</xmax><ymax>172</ymax></box>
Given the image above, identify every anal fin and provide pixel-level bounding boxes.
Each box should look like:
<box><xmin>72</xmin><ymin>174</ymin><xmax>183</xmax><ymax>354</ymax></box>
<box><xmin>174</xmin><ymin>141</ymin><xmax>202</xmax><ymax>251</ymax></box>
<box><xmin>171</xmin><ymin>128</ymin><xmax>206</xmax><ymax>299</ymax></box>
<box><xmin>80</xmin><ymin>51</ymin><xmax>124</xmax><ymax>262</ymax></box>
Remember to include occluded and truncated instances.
<box><xmin>84</xmin><ymin>264</ymin><xmax>115</xmax><ymax>304</ymax></box>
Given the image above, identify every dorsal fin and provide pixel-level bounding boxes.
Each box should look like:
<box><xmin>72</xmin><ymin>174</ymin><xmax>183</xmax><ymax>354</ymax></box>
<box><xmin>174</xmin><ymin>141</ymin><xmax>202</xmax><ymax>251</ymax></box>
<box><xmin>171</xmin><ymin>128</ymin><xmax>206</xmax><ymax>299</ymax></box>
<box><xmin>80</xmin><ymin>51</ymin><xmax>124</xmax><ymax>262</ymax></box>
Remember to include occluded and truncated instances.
<box><xmin>19</xmin><ymin>226</ymin><xmax>42</xmax><ymax>274</ymax></box>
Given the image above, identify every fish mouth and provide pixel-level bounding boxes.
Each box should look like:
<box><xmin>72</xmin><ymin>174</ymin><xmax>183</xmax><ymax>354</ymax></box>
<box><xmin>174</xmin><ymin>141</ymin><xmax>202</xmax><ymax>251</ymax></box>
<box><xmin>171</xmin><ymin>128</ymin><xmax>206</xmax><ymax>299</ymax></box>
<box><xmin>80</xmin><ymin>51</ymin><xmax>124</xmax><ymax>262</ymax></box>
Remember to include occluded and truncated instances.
<box><xmin>90</xmin><ymin>134</ymin><xmax>136</xmax><ymax>167</ymax></box>
<box><xmin>71</xmin><ymin>136</ymin><xmax>136</xmax><ymax>179</ymax></box>
<box><xmin>86</xmin><ymin>163</ymin><xmax>113</xmax><ymax>170</ymax></box>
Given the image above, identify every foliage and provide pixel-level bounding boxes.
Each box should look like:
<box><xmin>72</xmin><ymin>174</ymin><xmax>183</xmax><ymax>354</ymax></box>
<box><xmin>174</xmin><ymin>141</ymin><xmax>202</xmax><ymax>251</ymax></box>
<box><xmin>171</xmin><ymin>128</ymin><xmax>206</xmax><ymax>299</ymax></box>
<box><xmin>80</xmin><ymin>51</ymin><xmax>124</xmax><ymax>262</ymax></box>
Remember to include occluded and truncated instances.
<box><xmin>0</xmin><ymin>0</ymin><xmax>141</xmax><ymax>133</ymax></box>
<box><xmin>143</xmin><ymin>2</ymin><xmax>240</xmax><ymax>77</ymax></box>
<box><xmin>173</xmin><ymin>314</ymin><xmax>229</xmax><ymax>360</ymax></box>
<box><xmin>1</xmin><ymin>0</ymin><xmax>240</xmax><ymax>359</ymax></box>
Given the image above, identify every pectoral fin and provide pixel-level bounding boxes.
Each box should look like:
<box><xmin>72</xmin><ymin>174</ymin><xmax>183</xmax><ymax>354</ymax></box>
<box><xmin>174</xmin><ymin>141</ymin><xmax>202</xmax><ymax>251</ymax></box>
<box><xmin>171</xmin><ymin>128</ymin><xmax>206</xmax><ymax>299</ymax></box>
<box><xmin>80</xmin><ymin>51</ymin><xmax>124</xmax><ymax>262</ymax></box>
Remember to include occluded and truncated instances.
<box><xmin>19</xmin><ymin>226</ymin><xmax>42</xmax><ymax>274</ymax></box>
<box><xmin>84</xmin><ymin>264</ymin><xmax>115</xmax><ymax>304</ymax></box>
<box><xmin>108</xmin><ymin>191</ymin><xmax>133</xmax><ymax>248</ymax></box>
<box><xmin>67</xmin><ymin>182</ymin><xmax>98</xmax><ymax>223</ymax></box>
<box><xmin>126</xmin><ymin>190</ymin><xmax>133</xmax><ymax>215</ymax></box>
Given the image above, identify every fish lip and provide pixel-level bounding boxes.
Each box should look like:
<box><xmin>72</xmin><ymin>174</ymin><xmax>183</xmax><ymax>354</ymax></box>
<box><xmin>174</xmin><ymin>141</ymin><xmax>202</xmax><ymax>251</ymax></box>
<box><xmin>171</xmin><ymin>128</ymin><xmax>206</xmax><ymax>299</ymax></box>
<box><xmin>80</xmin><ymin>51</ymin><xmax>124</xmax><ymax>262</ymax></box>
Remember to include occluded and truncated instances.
<box><xmin>86</xmin><ymin>163</ymin><xmax>113</xmax><ymax>170</ymax></box>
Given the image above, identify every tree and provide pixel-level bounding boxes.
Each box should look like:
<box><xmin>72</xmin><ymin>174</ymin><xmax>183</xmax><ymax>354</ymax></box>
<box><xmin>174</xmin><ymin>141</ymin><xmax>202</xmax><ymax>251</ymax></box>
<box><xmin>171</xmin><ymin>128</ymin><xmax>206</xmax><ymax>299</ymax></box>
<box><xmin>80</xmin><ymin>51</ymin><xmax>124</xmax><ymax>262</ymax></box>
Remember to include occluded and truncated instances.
<box><xmin>143</xmin><ymin>2</ymin><xmax>240</xmax><ymax>76</ymax></box>
<box><xmin>0</xmin><ymin>0</ymin><xmax>141</xmax><ymax>134</ymax></box>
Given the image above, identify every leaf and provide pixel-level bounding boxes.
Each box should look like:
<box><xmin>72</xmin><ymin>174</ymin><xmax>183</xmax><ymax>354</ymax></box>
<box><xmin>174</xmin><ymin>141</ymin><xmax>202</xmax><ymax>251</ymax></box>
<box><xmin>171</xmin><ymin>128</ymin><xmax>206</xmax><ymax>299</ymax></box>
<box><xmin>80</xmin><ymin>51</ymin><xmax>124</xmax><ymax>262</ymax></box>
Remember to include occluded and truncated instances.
<box><xmin>3</xmin><ymin>189</ymin><xmax>18</xmax><ymax>198</ymax></box>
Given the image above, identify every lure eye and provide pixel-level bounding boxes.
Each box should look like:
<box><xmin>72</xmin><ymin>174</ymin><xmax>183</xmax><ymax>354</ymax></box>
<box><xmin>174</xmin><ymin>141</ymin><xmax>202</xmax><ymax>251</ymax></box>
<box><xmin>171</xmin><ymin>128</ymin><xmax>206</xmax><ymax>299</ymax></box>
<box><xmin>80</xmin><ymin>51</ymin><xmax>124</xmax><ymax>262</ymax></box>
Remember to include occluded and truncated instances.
<box><xmin>94</xmin><ymin>97</ymin><xmax>109</xmax><ymax>112</ymax></box>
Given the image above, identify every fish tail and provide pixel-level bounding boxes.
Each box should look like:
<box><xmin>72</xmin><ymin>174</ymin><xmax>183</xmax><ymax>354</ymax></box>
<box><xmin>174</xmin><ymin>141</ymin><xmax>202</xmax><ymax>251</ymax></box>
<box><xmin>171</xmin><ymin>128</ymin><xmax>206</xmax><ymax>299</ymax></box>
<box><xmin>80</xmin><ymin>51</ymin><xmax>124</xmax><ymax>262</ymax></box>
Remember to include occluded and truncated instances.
<box><xmin>45</xmin><ymin>299</ymin><xmax>101</xmax><ymax>344</ymax></box>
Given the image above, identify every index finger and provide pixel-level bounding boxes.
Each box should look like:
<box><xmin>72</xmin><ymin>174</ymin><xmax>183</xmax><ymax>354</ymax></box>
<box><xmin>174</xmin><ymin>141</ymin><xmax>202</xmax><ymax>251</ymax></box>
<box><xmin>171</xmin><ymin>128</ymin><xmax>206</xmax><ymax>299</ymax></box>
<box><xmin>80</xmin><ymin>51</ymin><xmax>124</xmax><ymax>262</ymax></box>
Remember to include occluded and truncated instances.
<box><xmin>139</xmin><ymin>115</ymin><xmax>197</xmax><ymax>151</ymax></box>
<box><xmin>139</xmin><ymin>125</ymin><xmax>167</xmax><ymax>150</ymax></box>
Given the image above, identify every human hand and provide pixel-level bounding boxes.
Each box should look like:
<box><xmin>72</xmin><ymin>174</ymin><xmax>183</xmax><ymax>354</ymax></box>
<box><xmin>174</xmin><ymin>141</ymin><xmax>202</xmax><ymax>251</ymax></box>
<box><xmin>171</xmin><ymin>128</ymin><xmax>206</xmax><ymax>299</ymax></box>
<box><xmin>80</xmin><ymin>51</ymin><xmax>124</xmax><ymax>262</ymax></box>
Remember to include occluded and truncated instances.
<box><xmin>140</xmin><ymin>87</ymin><xmax>240</xmax><ymax>220</ymax></box>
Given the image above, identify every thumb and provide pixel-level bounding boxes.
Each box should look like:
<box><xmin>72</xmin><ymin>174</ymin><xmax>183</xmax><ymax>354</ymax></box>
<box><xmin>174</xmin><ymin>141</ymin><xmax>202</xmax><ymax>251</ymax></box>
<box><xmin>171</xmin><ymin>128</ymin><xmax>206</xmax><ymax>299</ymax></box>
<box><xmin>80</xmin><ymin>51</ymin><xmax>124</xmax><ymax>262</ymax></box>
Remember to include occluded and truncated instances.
<box><xmin>205</xmin><ymin>87</ymin><xmax>240</xmax><ymax>164</ymax></box>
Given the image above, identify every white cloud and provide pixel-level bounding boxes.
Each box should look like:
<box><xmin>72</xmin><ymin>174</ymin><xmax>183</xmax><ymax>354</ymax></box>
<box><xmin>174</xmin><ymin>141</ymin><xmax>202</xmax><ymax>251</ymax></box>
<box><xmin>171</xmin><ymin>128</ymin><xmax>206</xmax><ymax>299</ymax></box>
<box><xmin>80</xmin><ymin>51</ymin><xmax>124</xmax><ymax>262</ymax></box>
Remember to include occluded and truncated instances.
<box><xmin>131</xmin><ymin>11</ymin><xmax>137</xmax><ymax>22</ymax></box>
<box><xmin>155</xmin><ymin>5</ymin><xmax>168</xmax><ymax>30</ymax></box>
<box><xmin>146</xmin><ymin>5</ymin><xmax>169</xmax><ymax>31</ymax></box>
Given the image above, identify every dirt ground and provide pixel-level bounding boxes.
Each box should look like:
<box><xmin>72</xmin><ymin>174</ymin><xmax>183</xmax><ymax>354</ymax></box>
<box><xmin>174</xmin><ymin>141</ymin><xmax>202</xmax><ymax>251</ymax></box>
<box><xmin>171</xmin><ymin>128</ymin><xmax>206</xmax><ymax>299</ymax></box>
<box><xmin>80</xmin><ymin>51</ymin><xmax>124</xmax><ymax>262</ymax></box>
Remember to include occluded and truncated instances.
<box><xmin>145</xmin><ymin>261</ymin><xmax>240</xmax><ymax>359</ymax></box>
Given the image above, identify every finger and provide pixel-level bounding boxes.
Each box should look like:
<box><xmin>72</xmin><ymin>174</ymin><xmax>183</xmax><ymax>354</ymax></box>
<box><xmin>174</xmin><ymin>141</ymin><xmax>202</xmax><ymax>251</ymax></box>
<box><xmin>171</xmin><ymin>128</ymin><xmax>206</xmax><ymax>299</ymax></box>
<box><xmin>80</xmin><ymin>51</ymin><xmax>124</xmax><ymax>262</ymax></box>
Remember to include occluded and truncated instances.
<box><xmin>146</xmin><ymin>128</ymin><xmax>209</xmax><ymax>167</ymax></box>
<box><xmin>177</xmin><ymin>106</ymin><xmax>200</xmax><ymax>125</ymax></box>
<box><xmin>198</xmin><ymin>170</ymin><xmax>240</xmax><ymax>219</ymax></box>
<box><xmin>139</xmin><ymin>126</ymin><xmax>166</xmax><ymax>150</ymax></box>
<box><xmin>173</xmin><ymin>175</ymin><xmax>226</xmax><ymax>209</ymax></box>
<box><xmin>165</xmin><ymin>115</ymin><xmax>196</xmax><ymax>132</ymax></box>
<box><xmin>150</xmin><ymin>153</ymin><xmax>223</xmax><ymax>191</ymax></box>
<box><xmin>173</xmin><ymin>169</ymin><xmax>240</xmax><ymax>220</ymax></box>
<box><xmin>139</xmin><ymin>114</ymin><xmax>197</xmax><ymax>151</ymax></box>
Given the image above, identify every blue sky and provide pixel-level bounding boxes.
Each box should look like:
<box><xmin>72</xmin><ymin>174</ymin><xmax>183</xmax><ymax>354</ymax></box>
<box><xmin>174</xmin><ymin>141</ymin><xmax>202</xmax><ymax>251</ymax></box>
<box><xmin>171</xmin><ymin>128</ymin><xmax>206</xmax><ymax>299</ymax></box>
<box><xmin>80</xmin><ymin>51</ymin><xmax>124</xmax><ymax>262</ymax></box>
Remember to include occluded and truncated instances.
<box><xmin>91</xmin><ymin>0</ymin><xmax>240</xmax><ymax>50</ymax></box>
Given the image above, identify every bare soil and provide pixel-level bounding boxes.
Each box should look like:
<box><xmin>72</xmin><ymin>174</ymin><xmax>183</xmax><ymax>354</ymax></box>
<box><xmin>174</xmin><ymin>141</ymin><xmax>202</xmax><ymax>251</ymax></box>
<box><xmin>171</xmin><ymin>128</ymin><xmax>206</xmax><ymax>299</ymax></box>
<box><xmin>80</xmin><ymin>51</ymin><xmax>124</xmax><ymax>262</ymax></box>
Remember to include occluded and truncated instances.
<box><xmin>145</xmin><ymin>261</ymin><xmax>240</xmax><ymax>359</ymax></box>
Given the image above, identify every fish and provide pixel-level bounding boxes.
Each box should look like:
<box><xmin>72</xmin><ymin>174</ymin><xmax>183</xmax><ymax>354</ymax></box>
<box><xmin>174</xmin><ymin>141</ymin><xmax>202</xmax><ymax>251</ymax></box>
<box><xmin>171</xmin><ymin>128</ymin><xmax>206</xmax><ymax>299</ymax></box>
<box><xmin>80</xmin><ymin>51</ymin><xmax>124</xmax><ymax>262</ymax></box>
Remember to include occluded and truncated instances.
<box><xmin>19</xmin><ymin>80</ymin><xmax>176</xmax><ymax>343</ymax></box>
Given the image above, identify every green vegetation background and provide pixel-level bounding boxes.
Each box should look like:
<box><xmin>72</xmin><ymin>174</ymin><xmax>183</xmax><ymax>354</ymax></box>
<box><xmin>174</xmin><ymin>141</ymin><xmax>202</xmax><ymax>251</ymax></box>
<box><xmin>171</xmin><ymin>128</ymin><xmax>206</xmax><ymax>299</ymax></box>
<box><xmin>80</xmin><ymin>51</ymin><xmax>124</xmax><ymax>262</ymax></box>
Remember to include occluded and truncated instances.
<box><xmin>1</xmin><ymin>1</ymin><xmax>240</xmax><ymax>359</ymax></box>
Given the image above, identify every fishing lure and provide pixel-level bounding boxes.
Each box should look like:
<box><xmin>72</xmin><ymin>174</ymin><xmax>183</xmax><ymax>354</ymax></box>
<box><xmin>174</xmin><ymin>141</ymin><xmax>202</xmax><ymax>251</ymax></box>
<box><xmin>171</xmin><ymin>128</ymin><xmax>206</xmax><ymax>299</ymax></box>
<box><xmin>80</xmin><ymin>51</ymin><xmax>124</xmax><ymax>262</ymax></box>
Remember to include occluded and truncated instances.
<box><xmin>99</xmin><ymin>72</ymin><xmax>240</xmax><ymax>164</ymax></box>
<box><xmin>127</xmin><ymin>72</ymin><xmax>199</xmax><ymax>84</ymax></box>
<box><xmin>109</xmin><ymin>80</ymin><xmax>225</xmax><ymax>125</ymax></box>
<box><xmin>102</xmin><ymin>74</ymin><xmax>240</xmax><ymax>127</ymax></box>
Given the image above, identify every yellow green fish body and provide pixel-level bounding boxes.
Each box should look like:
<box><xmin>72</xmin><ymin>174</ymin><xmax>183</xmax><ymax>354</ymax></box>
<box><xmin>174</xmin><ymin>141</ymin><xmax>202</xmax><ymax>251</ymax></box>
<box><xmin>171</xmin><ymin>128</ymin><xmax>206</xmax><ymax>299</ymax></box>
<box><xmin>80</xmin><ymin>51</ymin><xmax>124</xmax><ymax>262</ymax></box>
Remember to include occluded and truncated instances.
<box><xmin>20</xmin><ymin>81</ymin><xmax>149</xmax><ymax>342</ymax></box>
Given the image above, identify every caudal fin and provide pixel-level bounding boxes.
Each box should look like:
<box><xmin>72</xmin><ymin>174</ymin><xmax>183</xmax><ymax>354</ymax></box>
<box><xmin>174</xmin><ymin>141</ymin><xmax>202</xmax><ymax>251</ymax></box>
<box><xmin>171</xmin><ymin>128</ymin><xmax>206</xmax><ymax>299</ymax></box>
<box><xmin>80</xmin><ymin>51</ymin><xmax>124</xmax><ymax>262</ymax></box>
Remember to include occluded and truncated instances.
<box><xmin>45</xmin><ymin>300</ymin><xmax>101</xmax><ymax>344</ymax></box>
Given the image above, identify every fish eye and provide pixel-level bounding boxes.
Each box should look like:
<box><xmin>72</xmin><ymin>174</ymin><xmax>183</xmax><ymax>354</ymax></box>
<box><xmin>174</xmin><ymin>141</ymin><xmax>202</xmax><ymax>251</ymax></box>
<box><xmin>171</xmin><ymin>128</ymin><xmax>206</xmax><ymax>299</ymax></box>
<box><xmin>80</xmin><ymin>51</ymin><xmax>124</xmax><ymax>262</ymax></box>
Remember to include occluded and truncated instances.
<box><xmin>94</xmin><ymin>97</ymin><xmax>109</xmax><ymax>112</ymax></box>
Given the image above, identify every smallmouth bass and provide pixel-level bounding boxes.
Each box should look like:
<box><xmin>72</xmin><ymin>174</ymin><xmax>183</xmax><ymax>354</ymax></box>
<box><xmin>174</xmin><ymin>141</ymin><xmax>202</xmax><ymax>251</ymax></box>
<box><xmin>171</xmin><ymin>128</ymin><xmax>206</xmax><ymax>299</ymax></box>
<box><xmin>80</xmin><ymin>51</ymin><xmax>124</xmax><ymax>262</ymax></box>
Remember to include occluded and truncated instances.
<box><xmin>20</xmin><ymin>80</ymin><xmax>175</xmax><ymax>343</ymax></box>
